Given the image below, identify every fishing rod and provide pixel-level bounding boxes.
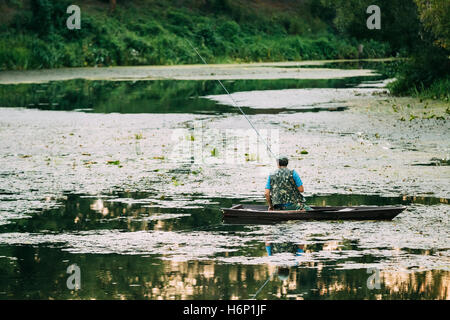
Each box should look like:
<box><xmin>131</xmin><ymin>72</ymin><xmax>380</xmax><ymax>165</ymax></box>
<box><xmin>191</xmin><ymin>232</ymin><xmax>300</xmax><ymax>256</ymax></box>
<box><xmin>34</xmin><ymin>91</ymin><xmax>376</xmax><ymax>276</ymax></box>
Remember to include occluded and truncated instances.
<box><xmin>185</xmin><ymin>39</ymin><xmax>276</xmax><ymax>159</ymax></box>
<box><xmin>251</xmin><ymin>272</ymin><xmax>275</xmax><ymax>299</ymax></box>
<box><xmin>184</xmin><ymin>42</ymin><xmax>277</xmax><ymax>297</ymax></box>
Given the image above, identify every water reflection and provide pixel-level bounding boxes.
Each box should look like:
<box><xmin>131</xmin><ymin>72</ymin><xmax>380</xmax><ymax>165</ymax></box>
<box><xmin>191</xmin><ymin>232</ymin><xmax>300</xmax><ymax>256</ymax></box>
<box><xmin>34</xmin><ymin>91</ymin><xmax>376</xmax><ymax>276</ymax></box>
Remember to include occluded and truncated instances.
<box><xmin>0</xmin><ymin>242</ymin><xmax>448</xmax><ymax>300</ymax></box>
<box><xmin>2</xmin><ymin>192</ymin><xmax>448</xmax><ymax>234</ymax></box>
<box><xmin>254</xmin><ymin>240</ymin><xmax>449</xmax><ymax>300</ymax></box>
<box><xmin>0</xmin><ymin>77</ymin><xmax>383</xmax><ymax>115</ymax></box>
<box><xmin>0</xmin><ymin>192</ymin><xmax>448</xmax><ymax>299</ymax></box>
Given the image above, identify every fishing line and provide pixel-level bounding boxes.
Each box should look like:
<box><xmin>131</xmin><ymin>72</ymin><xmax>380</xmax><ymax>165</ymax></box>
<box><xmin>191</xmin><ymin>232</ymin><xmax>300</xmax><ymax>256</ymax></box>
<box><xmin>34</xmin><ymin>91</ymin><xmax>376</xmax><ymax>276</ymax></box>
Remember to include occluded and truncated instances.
<box><xmin>251</xmin><ymin>271</ymin><xmax>276</xmax><ymax>299</ymax></box>
<box><xmin>184</xmin><ymin>41</ymin><xmax>277</xmax><ymax>296</ymax></box>
<box><xmin>185</xmin><ymin>39</ymin><xmax>276</xmax><ymax>159</ymax></box>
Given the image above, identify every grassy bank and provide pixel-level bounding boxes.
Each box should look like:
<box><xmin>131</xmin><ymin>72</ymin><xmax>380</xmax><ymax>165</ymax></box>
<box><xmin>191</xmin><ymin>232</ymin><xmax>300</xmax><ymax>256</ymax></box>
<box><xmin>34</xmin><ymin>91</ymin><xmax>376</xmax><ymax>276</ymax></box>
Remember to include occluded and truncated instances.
<box><xmin>387</xmin><ymin>49</ymin><xmax>450</xmax><ymax>102</ymax></box>
<box><xmin>1</xmin><ymin>0</ymin><xmax>447</xmax><ymax>102</ymax></box>
<box><xmin>0</xmin><ymin>0</ymin><xmax>392</xmax><ymax>71</ymax></box>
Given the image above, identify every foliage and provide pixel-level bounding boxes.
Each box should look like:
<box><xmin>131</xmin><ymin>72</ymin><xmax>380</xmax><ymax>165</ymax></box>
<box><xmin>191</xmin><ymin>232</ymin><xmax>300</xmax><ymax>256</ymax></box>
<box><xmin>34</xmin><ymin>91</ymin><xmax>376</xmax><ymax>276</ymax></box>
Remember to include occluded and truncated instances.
<box><xmin>0</xmin><ymin>0</ymin><xmax>393</xmax><ymax>71</ymax></box>
<box><xmin>2</xmin><ymin>0</ymin><xmax>448</xmax><ymax>101</ymax></box>
<box><xmin>317</xmin><ymin>0</ymin><xmax>449</xmax><ymax>98</ymax></box>
<box><xmin>319</xmin><ymin>0</ymin><xmax>421</xmax><ymax>53</ymax></box>
<box><xmin>414</xmin><ymin>0</ymin><xmax>450</xmax><ymax>50</ymax></box>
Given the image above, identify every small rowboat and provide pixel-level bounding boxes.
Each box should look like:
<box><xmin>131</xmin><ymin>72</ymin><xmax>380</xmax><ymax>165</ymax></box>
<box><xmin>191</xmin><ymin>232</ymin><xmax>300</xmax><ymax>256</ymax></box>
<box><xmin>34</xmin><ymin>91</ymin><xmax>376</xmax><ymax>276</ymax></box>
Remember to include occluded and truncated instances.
<box><xmin>222</xmin><ymin>204</ymin><xmax>406</xmax><ymax>222</ymax></box>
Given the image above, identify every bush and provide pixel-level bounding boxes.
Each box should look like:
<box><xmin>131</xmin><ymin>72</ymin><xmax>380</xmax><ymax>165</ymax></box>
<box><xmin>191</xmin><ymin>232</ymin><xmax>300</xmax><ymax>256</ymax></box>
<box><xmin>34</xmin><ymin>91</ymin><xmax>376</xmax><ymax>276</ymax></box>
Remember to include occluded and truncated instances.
<box><xmin>30</xmin><ymin>0</ymin><xmax>54</xmax><ymax>36</ymax></box>
<box><xmin>389</xmin><ymin>44</ymin><xmax>450</xmax><ymax>96</ymax></box>
<box><xmin>0</xmin><ymin>1</ymin><xmax>396</xmax><ymax>70</ymax></box>
<box><xmin>359</xmin><ymin>39</ymin><xmax>391</xmax><ymax>59</ymax></box>
<box><xmin>217</xmin><ymin>21</ymin><xmax>240</xmax><ymax>39</ymax></box>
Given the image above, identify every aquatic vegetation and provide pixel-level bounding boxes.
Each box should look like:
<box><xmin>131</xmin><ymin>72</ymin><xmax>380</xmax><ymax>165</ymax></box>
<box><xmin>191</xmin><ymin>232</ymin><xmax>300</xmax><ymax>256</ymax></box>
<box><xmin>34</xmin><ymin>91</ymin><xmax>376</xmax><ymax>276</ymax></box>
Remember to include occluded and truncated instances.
<box><xmin>0</xmin><ymin>59</ymin><xmax>448</xmax><ymax>300</ymax></box>
<box><xmin>171</xmin><ymin>177</ymin><xmax>181</xmax><ymax>186</ymax></box>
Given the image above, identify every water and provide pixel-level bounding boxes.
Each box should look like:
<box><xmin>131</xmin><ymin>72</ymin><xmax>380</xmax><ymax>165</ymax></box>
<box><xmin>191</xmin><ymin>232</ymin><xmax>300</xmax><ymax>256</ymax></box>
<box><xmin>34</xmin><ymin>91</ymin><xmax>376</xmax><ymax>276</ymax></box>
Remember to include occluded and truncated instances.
<box><xmin>0</xmin><ymin>60</ymin><xmax>449</xmax><ymax>299</ymax></box>
<box><xmin>0</xmin><ymin>76</ymin><xmax>383</xmax><ymax>114</ymax></box>
<box><xmin>0</xmin><ymin>192</ymin><xmax>448</xmax><ymax>299</ymax></box>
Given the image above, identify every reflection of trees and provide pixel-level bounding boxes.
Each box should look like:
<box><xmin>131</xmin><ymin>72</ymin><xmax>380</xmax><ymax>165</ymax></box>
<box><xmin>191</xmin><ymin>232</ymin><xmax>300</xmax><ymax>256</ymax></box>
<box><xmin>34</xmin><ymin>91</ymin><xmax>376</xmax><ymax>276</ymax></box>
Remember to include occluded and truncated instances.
<box><xmin>256</xmin><ymin>240</ymin><xmax>450</xmax><ymax>300</ymax></box>
<box><xmin>0</xmin><ymin>243</ymin><xmax>448</xmax><ymax>299</ymax></box>
<box><xmin>0</xmin><ymin>193</ymin><xmax>224</xmax><ymax>234</ymax></box>
<box><xmin>1</xmin><ymin>191</ymin><xmax>448</xmax><ymax>299</ymax></box>
<box><xmin>0</xmin><ymin>77</ymin><xmax>384</xmax><ymax>114</ymax></box>
<box><xmin>270</xmin><ymin>264</ymin><xmax>449</xmax><ymax>300</ymax></box>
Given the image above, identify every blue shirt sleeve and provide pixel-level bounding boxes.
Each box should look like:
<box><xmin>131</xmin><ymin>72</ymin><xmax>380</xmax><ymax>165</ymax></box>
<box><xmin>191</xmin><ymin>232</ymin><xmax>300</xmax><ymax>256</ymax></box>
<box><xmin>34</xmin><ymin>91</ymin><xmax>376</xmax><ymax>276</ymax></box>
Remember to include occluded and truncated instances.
<box><xmin>265</xmin><ymin>176</ymin><xmax>271</xmax><ymax>189</ymax></box>
<box><xmin>292</xmin><ymin>170</ymin><xmax>303</xmax><ymax>187</ymax></box>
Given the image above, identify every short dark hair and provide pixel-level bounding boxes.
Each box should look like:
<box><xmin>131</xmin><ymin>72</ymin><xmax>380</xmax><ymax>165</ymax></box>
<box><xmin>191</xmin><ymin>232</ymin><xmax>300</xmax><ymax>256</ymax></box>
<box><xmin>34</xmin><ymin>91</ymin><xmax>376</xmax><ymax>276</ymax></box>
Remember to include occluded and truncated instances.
<box><xmin>278</xmin><ymin>158</ymin><xmax>288</xmax><ymax>166</ymax></box>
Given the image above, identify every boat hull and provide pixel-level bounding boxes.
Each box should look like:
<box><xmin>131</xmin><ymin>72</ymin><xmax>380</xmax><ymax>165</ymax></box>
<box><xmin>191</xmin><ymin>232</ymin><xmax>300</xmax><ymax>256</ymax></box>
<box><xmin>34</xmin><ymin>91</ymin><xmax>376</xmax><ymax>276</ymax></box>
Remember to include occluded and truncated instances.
<box><xmin>222</xmin><ymin>204</ymin><xmax>406</xmax><ymax>222</ymax></box>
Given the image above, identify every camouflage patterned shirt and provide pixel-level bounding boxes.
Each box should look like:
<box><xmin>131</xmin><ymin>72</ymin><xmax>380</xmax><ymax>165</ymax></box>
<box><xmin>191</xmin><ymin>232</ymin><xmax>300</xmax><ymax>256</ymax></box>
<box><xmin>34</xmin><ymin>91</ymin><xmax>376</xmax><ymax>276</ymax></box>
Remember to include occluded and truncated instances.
<box><xmin>268</xmin><ymin>168</ymin><xmax>305</xmax><ymax>205</ymax></box>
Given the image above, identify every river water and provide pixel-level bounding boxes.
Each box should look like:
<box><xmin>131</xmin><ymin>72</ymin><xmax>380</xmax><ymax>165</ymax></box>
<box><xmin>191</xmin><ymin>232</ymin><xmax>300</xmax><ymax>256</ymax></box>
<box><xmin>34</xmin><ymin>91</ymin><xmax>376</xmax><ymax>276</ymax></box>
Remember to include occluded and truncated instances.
<box><xmin>0</xmin><ymin>60</ymin><xmax>448</xmax><ymax>299</ymax></box>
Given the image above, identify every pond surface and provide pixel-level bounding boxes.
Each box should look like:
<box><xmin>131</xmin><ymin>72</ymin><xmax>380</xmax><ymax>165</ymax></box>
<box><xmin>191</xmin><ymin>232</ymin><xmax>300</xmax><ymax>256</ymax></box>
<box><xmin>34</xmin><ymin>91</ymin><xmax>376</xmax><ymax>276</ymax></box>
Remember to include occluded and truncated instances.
<box><xmin>0</xmin><ymin>76</ymin><xmax>384</xmax><ymax>114</ymax></box>
<box><xmin>0</xmin><ymin>60</ymin><xmax>448</xmax><ymax>299</ymax></box>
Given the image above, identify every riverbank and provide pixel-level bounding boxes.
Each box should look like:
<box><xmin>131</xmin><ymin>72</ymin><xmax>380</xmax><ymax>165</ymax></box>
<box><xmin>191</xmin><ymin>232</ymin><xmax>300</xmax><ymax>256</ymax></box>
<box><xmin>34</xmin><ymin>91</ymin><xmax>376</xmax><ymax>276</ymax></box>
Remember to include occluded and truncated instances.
<box><xmin>1</xmin><ymin>1</ymin><xmax>393</xmax><ymax>72</ymax></box>
<box><xmin>0</xmin><ymin>59</ymin><xmax>392</xmax><ymax>84</ymax></box>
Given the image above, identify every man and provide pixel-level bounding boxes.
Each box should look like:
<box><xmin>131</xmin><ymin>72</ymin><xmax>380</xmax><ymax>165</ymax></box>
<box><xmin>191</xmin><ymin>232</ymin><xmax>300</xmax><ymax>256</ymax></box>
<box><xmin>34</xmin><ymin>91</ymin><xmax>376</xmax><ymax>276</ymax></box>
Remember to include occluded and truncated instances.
<box><xmin>264</xmin><ymin>155</ymin><xmax>310</xmax><ymax>211</ymax></box>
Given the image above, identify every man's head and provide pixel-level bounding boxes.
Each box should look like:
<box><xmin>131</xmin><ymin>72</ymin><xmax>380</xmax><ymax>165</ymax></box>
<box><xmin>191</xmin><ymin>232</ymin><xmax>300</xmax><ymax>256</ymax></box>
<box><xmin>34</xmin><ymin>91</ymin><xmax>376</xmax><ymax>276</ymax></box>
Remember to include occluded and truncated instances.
<box><xmin>277</xmin><ymin>155</ymin><xmax>288</xmax><ymax>167</ymax></box>
<box><xmin>277</xmin><ymin>267</ymin><xmax>290</xmax><ymax>281</ymax></box>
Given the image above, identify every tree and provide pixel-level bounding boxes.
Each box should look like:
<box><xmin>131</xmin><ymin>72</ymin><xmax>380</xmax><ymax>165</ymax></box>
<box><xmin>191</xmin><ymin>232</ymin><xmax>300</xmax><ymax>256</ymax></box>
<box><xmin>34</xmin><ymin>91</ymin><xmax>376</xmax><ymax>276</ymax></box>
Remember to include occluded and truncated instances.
<box><xmin>319</xmin><ymin>0</ymin><xmax>421</xmax><ymax>52</ymax></box>
<box><xmin>414</xmin><ymin>0</ymin><xmax>450</xmax><ymax>50</ymax></box>
<box><xmin>110</xmin><ymin>0</ymin><xmax>116</xmax><ymax>12</ymax></box>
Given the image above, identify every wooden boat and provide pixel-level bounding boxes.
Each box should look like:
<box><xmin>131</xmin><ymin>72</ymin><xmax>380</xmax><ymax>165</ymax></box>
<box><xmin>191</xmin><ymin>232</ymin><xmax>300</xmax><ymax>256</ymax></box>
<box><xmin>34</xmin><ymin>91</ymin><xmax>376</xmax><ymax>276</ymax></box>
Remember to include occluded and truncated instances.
<box><xmin>222</xmin><ymin>204</ymin><xmax>406</xmax><ymax>222</ymax></box>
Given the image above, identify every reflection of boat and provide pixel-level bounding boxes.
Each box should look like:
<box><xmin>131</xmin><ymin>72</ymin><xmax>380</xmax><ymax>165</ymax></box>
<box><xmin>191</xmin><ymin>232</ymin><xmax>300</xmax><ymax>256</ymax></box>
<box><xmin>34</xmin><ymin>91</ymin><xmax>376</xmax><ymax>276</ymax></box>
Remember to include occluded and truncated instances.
<box><xmin>222</xmin><ymin>204</ymin><xmax>406</xmax><ymax>222</ymax></box>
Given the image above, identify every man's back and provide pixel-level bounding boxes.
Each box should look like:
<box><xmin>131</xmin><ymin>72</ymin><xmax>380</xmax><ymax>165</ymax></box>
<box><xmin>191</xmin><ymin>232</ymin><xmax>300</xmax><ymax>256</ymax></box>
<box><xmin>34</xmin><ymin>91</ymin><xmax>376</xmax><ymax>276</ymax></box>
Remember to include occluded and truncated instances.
<box><xmin>265</xmin><ymin>167</ymin><xmax>305</xmax><ymax>209</ymax></box>
<box><xmin>269</xmin><ymin>168</ymin><xmax>300</xmax><ymax>205</ymax></box>
<box><xmin>264</xmin><ymin>155</ymin><xmax>308</xmax><ymax>211</ymax></box>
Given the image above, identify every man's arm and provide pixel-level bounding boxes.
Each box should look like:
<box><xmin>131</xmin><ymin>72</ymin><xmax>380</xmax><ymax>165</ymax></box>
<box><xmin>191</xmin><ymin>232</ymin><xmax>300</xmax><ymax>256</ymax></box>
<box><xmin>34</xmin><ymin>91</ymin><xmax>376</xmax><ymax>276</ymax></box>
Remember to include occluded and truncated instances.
<box><xmin>265</xmin><ymin>188</ymin><xmax>273</xmax><ymax>210</ymax></box>
<box><xmin>292</xmin><ymin>170</ymin><xmax>304</xmax><ymax>193</ymax></box>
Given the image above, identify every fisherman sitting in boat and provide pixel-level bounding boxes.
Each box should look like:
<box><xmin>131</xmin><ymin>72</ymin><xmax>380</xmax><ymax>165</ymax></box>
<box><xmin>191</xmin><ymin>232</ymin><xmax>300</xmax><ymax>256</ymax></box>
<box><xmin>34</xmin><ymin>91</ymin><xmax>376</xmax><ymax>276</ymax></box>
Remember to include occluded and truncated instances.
<box><xmin>264</xmin><ymin>155</ymin><xmax>310</xmax><ymax>211</ymax></box>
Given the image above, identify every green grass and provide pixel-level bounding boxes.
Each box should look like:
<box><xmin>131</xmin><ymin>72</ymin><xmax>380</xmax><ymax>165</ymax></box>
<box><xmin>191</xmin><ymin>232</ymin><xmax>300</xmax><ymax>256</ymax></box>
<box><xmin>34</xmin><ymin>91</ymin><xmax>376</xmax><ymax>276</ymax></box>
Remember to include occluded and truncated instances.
<box><xmin>387</xmin><ymin>43</ymin><xmax>450</xmax><ymax>101</ymax></box>
<box><xmin>411</xmin><ymin>77</ymin><xmax>450</xmax><ymax>101</ymax></box>
<box><xmin>389</xmin><ymin>75</ymin><xmax>450</xmax><ymax>102</ymax></box>
<box><xmin>0</xmin><ymin>0</ymin><xmax>392</xmax><ymax>71</ymax></box>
